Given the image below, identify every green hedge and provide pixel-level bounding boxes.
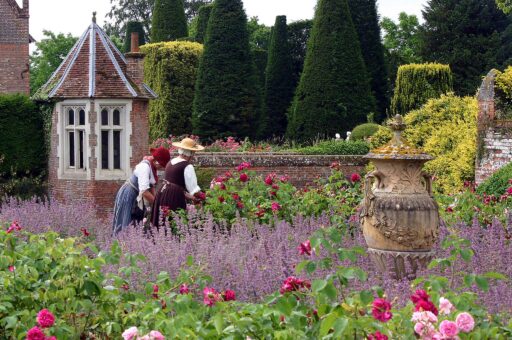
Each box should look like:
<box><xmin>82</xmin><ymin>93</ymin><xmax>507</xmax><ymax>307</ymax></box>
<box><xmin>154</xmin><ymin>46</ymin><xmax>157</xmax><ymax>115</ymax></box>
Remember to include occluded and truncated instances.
<box><xmin>476</xmin><ymin>162</ymin><xmax>512</xmax><ymax>196</ymax></box>
<box><xmin>0</xmin><ymin>94</ymin><xmax>46</xmax><ymax>176</ymax></box>
<box><xmin>350</xmin><ymin>123</ymin><xmax>380</xmax><ymax>141</ymax></box>
<box><xmin>141</xmin><ymin>42</ymin><xmax>203</xmax><ymax>140</ymax></box>
<box><xmin>391</xmin><ymin>63</ymin><xmax>453</xmax><ymax>115</ymax></box>
<box><xmin>293</xmin><ymin>140</ymin><xmax>369</xmax><ymax>155</ymax></box>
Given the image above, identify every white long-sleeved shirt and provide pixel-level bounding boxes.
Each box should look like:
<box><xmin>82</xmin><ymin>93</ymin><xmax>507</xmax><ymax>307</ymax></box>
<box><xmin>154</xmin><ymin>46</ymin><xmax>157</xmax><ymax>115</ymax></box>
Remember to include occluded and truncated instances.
<box><xmin>170</xmin><ymin>157</ymin><xmax>201</xmax><ymax>195</ymax></box>
<box><xmin>133</xmin><ymin>160</ymin><xmax>156</xmax><ymax>192</ymax></box>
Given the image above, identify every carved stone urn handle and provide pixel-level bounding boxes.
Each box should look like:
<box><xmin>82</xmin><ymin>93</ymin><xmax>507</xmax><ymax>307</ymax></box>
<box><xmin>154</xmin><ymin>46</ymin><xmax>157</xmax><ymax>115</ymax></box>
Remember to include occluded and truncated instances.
<box><xmin>422</xmin><ymin>171</ymin><xmax>433</xmax><ymax>197</ymax></box>
<box><xmin>363</xmin><ymin>170</ymin><xmax>384</xmax><ymax>216</ymax></box>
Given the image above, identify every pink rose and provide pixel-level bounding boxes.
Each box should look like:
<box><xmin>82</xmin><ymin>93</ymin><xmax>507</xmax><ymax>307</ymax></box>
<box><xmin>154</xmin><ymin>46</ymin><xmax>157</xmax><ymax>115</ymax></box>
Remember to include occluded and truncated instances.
<box><xmin>203</xmin><ymin>287</ymin><xmax>221</xmax><ymax>306</ymax></box>
<box><xmin>507</xmin><ymin>187</ymin><xmax>512</xmax><ymax>194</ymax></box>
<box><xmin>371</xmin><ymin>298</ymin><xmax>393</xmax><ymax>323</ymax></box>
<box><xmin>298</xmin><ymin>240</ymin><xmax>312</xmax><ymax>256</ymax></box>
<box><xmin>264</xmin><ymin>174</ymin><xmax>274</xmax><ymax>185</ymax></box>
<box><xmin>439</xmin><ymin>297</ymin><xmax>455</xmax><ymax>315</ymax></box>
<box><xmin>236</xmin><ymin>162</ymin><xmax>251</xmax><ymax>171</ymax></box>
<box><xmin>367</xmin><ymin>331</ymin><xmax>388</xmax><ymax>340</ymax></box>
<box><xmin>148</xmin><ymin>330</ymin><xmax>165</xmax><ymax>340</ymax></box>
<box><xmin>414</xmin><ymin>322</ymin><xmax>436</xmax><ymax>337</ymax></box>
<box><xmin>26</xmin><ymin>327</ymin><xmax>45</xmax><ymax>340</ymax></box>
<box><xmin>36</xmin><ymin>309</ymin><xmax>55</xmax><ymax>328</ymax></box>
<box><xmin>439</xmin><ymin>320</ymin><xmax>459</xmax><ymax>337</ymax></box>
<box><xmin>179</xmin><ymin>284</ymin><xmax>189</xmax><ymax>295</ymax></box>
<box><xmin>239</xmin><ymin>173</ymin><xmax>249</xmax><ymax>182</ymax></box>
<box><xmin>279</xmin><ymin>276</ymin><xmax>311</xmax><ymax>294</ymax></box>
<box><xmin>122</xmin><ymin>327</ymin><xmax>139</xmax><ymax>340</ymax></box>
<box><xmin>411</xmin><ymin>311</ymin><xmax>438</xmax><ymax>324</ymax></box>
<box><xmin>222</xmin><ymin>289</ymin><xmax>236</xmax><ymax>301</ymax></box>
<box><xmin>279</xmin><ymin>175</ymin><xmax>289</xmax><ymax>182</ymax></box>
<box><xmin>8</xmin><ymin>265</ymin><xmax>15</xmax><ymax>272</ymax></box>
<box><xmin>272</xmin><ymin>184</ymin><xmax>280</xmax><ymax>190</ymax></box>
<box><xmin>271</xmin><ymin>202</ymin><xmax>281</xmax><ymax>212</ymax></box>
<box><xmin>350</xmin><ymin>173</ymin><xmax>361</xmax><ymax>183</ymax></box>
<box><xmin>456</xmin><ymin>312</ymin><xmax>475</xmax><ymax>333</ymax></box>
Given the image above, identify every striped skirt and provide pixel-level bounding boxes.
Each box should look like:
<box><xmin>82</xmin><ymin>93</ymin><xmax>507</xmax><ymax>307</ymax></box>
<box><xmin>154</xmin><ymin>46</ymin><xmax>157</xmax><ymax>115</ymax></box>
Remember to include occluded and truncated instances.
<box><xmin>112</xmin><ymin>175</ymin><xmax>138</xmax><ymax>236</ymax></box>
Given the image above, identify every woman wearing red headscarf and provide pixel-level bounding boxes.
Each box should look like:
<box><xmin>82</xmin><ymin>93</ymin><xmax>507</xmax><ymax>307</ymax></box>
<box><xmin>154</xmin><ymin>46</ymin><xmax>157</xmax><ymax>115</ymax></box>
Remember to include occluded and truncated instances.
<box><xmin>112</xmin><ymin>147</ymin><xmax>170</xmax><ymax>236</ymax></box>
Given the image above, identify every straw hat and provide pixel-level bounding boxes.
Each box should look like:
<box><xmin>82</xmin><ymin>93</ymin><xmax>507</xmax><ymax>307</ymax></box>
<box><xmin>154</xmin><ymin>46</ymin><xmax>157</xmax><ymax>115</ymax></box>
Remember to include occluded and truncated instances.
<box><xmin>172</xmin><ymin>137</ymin><xmax>205</xmax><ymax>151</ymax></box>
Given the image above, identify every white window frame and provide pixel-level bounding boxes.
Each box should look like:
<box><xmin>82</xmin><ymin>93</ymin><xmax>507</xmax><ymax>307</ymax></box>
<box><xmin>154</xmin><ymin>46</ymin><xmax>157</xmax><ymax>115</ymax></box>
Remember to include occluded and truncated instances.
<box><xmin>94</xmin><ymin>100</ymin><xmax>132</xmax><ymax>180</ymax></box>
<box><xmin>57</xmin><ymin>100</ymin><xmax>91</xmax><ymax>180</ymax></box>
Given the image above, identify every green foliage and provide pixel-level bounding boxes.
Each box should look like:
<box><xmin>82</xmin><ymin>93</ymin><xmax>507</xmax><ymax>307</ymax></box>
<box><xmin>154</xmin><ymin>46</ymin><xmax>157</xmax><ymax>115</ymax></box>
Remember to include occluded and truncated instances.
<box><xmin>151</xmin><ymin>0</ymin><xmax>188</xmax><ymax>42</ymax></box>
<box><xmin>348</xmin><ymin>0</ymin><xmax>390</xmax><ymax>121</ymax></box>
<box><xmin>247</xmin><ymin>16</ymin><xmax>271</xmax><ymax>51</ymax></box>
<box><xmin>350</xmin><ymin>123</ymin><xmax>380</xmax><ymax>141</ymax></box>
<box><xmin>29</xmin><ymin>31</ymin><xmax>78</xmax><ymax>95</ymax></box>
<box><xmin>261</xmin><ymin>16</ymin><xmax>294</xmax><ymax>139</ymax></box>
<box><xmin>496</xmin><ymin>0</ymin><xmax>512</xmax><ymax>13</ymax></box>
<box><xmin>293</xmin><ymin>140</ymin><xmax>370</xmax><ymax>155</ymax></box>
<box><xmin>420</xmin><ymin>0</ymin><xmax>510</xmax><ymax>95</ymax></box>
<box><xmin>141</xmin><ymin>42</ymin><xmax>203</xmax><ymax>140</ymax></box>
<box><xmin>391</xmin><ymin>63</ymin><xmax>453</xmax><ymax>116</ymax></box>
<box><xmin>195</xmin><ymin>166</ymin><xmax>216</xmax><ymax>190</ymax></box>
<box><xmin>192</xmin><ymin>0</ymin><xmax>261</xmax><ymax>140</ymax></box>
<box><xmin>493</xmin><ymin>66</ymin><xmax>512</xmax><ymax>118</ymax></box>
<box><xmin>287</xmin><ymin>0</ymin><xmax>376</xmax><ymax>142</ymax></box>
<box><xmin>380</xmin><ymin>12</ymin><xmax>423</xmax><ymax>86</ymax></box>
<box><xmin>123</xmin><ymin>21</ymin><xmax>146</xmax><ymax>52</ymax></box>
<box><xmin>0</xmin><ymin>94</ymin><xmax>46</xmax><ymax>178</ymax></box>
<box><xmin>476</xmin><ymin>161</ymin><xmax>512</xmax><ymax>196</ymax></box>
<box><xmin>287</xmin><ymin>20</ymin><xmax>313</xmax><ymax>91</ymax></box>
<box><xmin>192</xmin><ymin>4</ymin><xmax>213</xmax><ymax>43</ymax></box>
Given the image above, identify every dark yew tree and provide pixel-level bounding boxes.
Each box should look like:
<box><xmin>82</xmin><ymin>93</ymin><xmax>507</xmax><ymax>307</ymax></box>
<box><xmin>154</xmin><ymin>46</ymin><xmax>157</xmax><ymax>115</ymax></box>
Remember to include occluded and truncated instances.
<box><xmin>151</xmin><ymin>0</ymin><xmax>188</xmax><ymax>42</ymax></box>
<box><xmin>192</xmin><ymin>0</ymin><xmax>260</xmax><ymax>140</ymax></box>
<box><xmin>421</xmin><ymin>0</ymin><xmax>510</xmax><ymax>95</ymax></box>
<box><xmin>287</xmin><ymin>0</ymin><xmax>376</xmax><ymax>142</ymax></box>
<box><xmin>193</xmin><ymin>4</ymin><xmax>213</xmax><ymax>43</ymax></box>
<box><xmin>261</xmin><ymin>16</ymin><xmax>294</xmax><ymax>138</ymax></box>
<box><xmin>123</xmin><ymin>21</ymin><xmax>146</xmax><ymax>52</ymax></box>
<box><xmin>287</xmin><ymin>19</ymin><xmax>313</xmax><ymax>93</ymax></box>
<box><xmin>347</xmin><ymin>0</ymin><xmax>389</xmax><ymax>121</ymax></box>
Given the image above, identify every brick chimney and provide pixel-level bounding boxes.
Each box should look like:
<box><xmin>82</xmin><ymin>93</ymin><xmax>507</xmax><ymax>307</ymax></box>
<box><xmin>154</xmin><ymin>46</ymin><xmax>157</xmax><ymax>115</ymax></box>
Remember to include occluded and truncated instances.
<box><xmin>125</xmin><ymin>32</ymin><xmax>144</xmax><ymax>86</ymax></box>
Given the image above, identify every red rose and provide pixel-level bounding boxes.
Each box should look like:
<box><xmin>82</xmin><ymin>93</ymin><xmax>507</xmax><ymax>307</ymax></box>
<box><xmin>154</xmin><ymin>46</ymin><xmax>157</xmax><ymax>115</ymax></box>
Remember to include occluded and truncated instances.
<box><xmin>239</xmin><ymin>173</ymin><xmax>249</xmax><ymax>182</ymax></box>
<box><xmin>36</xmin><ymin>309</ymin><xmax>55</xmax><ymax>328</ymax></box>
<box><xmin>371</xmin><ymin>298</ymin><xmax>393</xmax><ymax>322</ymax></box>
<box><xmin>26</xmin><ymin>327</ymin><xmax>45</xmax><ymax>340</ymax></box>
<box><xmin>218</xmin><ymin>196</ymin><xmax>225</xmax><ymax>203</ymax></box>
<box><xmin>222</xmin><ymin>289</ymin><xmax>236</xmax><ymax>301</ymax></box>
<box><xmin>298</xmin><ymin>240</ymin><xmax>312</xmax><ymax>256</ymax></box>
<box><xmin>350</xmin><ymin>173</ymin><xmax>361</xmax><ymax>183</ymax></box>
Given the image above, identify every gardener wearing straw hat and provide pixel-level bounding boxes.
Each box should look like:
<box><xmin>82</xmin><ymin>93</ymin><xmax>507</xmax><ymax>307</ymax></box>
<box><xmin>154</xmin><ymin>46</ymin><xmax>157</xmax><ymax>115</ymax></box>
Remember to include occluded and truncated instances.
<box><xmin>151</xmin><ymin>137</ymin><xmax>205</xmax><ymax>229</ymax></box>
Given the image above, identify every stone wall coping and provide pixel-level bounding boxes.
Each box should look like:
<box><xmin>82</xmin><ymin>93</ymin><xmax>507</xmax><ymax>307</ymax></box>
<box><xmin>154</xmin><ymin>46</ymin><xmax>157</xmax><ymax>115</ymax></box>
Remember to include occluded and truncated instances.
<box><xmin>194</xmin><ymin>152</ymin><xmax>367</xmax><ymax>167</ymax></box>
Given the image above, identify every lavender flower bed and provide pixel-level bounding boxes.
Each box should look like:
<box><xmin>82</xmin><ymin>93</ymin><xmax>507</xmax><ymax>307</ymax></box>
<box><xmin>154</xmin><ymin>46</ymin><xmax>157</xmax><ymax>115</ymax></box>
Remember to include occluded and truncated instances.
<box><xmin>1</xmin><ymin>198</ymin><xmax>510</xmax><ymax>314</ymax></box>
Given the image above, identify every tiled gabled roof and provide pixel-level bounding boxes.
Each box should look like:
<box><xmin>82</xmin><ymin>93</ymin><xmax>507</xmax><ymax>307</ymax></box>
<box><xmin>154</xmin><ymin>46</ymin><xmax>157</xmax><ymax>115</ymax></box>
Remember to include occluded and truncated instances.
<box><xmin>33</xmin><ymin>20</ymin><xmax>156</xmax><ymax>100</ymax></box>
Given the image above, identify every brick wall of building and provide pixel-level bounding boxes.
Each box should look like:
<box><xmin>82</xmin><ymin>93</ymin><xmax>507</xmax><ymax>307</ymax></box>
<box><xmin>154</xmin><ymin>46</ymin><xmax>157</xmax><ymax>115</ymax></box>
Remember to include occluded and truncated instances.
<box><xmin>0</xmin><ymin>0</ymin><xmax>30</xmax><ymax>95</ymax></box>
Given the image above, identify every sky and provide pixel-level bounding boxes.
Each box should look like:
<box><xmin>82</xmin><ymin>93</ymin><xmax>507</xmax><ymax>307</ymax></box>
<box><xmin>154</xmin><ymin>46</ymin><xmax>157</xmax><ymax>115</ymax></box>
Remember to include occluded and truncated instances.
<box><xmin>20</xmin><ymin>0</ymin><xmax>427</xmax><ymax>45</ymax></box>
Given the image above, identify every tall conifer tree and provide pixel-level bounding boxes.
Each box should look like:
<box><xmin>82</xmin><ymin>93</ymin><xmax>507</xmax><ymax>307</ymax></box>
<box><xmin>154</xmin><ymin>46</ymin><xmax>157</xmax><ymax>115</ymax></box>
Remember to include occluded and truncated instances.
<box><xmin>151</xmin><ymin>0</ymin><xmax>188</xmax><ymax>42</ymax></box>
<box><xmin>192</xmin><ymin>0</ymin><xmax>260</xmax><ymax>139</ymax></box>
<box><xmin>347</xmin><ymin>0</ymin><xmax>389</xmax><ymax>121</ymax></box>
<box><xmin>287</xmin><ymin>0</ymin><xmax>375</xmax><ymax>142</ymax></box>
<box><xmin>194</xmin><ymin>4</ymin><xmax>213</xmax><ymax>43</ymax></box>
<box><xmin>260</xmin><ymin>16</ymin><xmax>294</xmax><ymax>138</ymax></box>
<box><xmin>421</xmin><ymin>0</ymin><xmax>510</xmax><ymax>95</ymax></box>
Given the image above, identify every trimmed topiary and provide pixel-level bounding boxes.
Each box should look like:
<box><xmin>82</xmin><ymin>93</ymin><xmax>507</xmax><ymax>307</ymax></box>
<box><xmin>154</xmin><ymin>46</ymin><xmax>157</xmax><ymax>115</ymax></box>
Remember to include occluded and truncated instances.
<box><xmin>141</xmin><ymin>42</ymin><xmax>203</xmax><ymax>140</ymax></box>
<box><xmin>391</xmin><ymin>63</ymin><xmax>453</xmax><ymax>116</ymax></box>
<box><xmin>123</xmin><ymin>21</ymin><xmax>146</xmax><ymax>53</ymax></box>
<box><xmin>151</xmin><ymin>0</ymin><xmax>188</xmax><ymax>42</ymax></box>
<box><xmin>287</xmin><ymin>0</ymin><xmax>376</xmax><ymax>142</ymax></box>
<box><xmin>294</xmin><ymin>140</ymin><xmax>369</xmax><ymax>155</ymax></box>
<box><xmin>192</xmin><ymin>0</ymin><xmax>261</xmax><ymax>140</ymax></box>
<box><xmin>261</xmin><ymin>16</ymin><xmax>294</xmax><ymax>139</ymax></box>
<box><xmin>193</xmin><ymin>4</ymin><xmax>213</xmax><ymax>44</ymax></box>
<box><xmin>476</xmin><ymin>162</ymin><xmax>512</xmax><ymax>196</ymax></box>
<box><xmin>350</xmin><ymin>123</ymin><xmax>380</xmax><ymax>141</ymax></box>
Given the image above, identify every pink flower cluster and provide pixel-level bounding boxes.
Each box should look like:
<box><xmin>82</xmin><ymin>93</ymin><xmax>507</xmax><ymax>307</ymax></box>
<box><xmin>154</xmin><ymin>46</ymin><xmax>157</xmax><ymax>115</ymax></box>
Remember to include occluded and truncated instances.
<box><xmin>122</xmin><ymin>327</ymin><xmax>165</xmax><ymax>340</ymax></box>
<box><xmin>411</xmin><ymin>289</ymin><xmax>438</xmax><ymax>315</ymax></box>
<box><xmin>412</xmin><ymin>297</ymin><xmax>475</xmax><ymax>339</ymax></box>
<box><xmin>26</xmin><ymin>309</ymin><xmax>56</xmax><ymax>340</ymax></box>
<box><xmin>371</xmin><ymin>298</ymin><xmax>393</xmax><ymax>322</ymax></box>
<box><xmin>298</xmin><ymin>240</ymin><xmax>312</xmax><ymax>256</ymax></box>
<box><xmin>367</xmin><ymin>331</ymin><xmax>388</xmax><ymax>340</ymax></box>
<box><xmin>203</xmin><ymin>287</ymin><xmax>236</xmax><ymax>306</ymax></box>
<box><xmin>6</xmin><ymin>220</ymin><xmax>22</xmax><ymax>233</ymax></box>
<box><xmin>237</xmin><ymin>162</ymin><xmax>251</xmax><ymax>172</ymax></box>
<box><xmin>279</xmin><ymin>276</ymin><xmax>311</xmax><ymax>294</ymax></box>
<box><xmin>207</xmin><ymin>137</ymin><xmax>242</xmax><ymax>152</ymax></box>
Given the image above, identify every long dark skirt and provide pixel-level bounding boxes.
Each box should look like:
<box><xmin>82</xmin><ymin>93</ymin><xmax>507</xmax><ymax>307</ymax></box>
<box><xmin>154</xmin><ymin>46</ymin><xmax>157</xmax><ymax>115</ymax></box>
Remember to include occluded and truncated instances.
<box><xmin>112</xmin><ymin>176</ymin><xmax>138</xmax><ymax>236</ymax></box>
<box><xmin>151</xmin><ymin>182</ymin><xmax>186</xmax><ymax>229</ymax></box>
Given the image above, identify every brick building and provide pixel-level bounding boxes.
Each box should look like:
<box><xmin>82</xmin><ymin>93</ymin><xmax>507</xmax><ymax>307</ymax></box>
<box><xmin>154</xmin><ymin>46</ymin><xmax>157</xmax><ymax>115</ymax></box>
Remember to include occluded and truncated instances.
<box><xmin>0</xmin><ymin>0</ymin><xmax>34</xmax><ymax>94</ymax></box>
<box><xmin>33</xmin><ymin>16</ymin><xmax>156</xmax><ymax>215</ymax></box>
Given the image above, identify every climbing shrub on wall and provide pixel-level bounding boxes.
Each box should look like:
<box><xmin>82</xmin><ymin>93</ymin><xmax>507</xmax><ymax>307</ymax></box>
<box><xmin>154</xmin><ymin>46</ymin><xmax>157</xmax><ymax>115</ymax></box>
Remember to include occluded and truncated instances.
<box><xmin>391</xmin><ymin>63</ymin><xmax>453</xmax><ymax>116</ymax></box>
<box><xmin>494</xmin><ymin>66</ymin><xmax>512</xmax><ymax>118</ymax></box>
<box><xmin>369</xmin><ymin>94</ymin><xmax>477</xmax><ymax>194</ymax></box>
<box><xmin>141</xmin><ymin>42</ymin><xmax>203</xmax><ymax>141</ymax></box>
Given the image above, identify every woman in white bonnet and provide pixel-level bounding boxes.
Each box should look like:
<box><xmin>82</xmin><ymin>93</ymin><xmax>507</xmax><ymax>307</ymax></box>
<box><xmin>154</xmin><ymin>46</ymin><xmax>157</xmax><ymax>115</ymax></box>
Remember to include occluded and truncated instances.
<box><xmin>151</xmin><ymin>137</ymin><xmax>205</xmax><ymax>229</ymax></box>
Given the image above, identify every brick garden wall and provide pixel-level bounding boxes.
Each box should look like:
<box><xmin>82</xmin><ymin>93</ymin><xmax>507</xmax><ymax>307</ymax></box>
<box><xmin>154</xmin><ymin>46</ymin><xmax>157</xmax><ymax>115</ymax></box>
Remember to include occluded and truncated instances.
<box><xmin>194</xmin><ymin>153</ymin><xmax>367</xmax><ymax>188</ymax></box>
<box><xmin>0</xmin><ymin>0</ymin><xmax>30</xmax><ymax>95</ymax></box>
<box><xmin>475</xmin><ymin>70</ymin><xmax>512</xmax><ymax>184</ymax></box>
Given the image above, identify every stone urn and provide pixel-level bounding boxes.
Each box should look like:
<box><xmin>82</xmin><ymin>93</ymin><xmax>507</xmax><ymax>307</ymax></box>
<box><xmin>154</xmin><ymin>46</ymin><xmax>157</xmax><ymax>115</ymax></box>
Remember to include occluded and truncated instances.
<box><xmin>360</xmin><ymin>115</ymin><xmax>439</xmax><ymax>279</ymax></box>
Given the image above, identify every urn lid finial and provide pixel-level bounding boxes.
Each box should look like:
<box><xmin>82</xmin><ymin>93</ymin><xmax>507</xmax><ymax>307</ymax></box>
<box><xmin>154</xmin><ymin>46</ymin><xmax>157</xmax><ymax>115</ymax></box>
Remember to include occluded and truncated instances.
<box><xmin>388</xmin><ymin>114</ymin><xmax>407</xmax><ymax>147</ymax></box>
